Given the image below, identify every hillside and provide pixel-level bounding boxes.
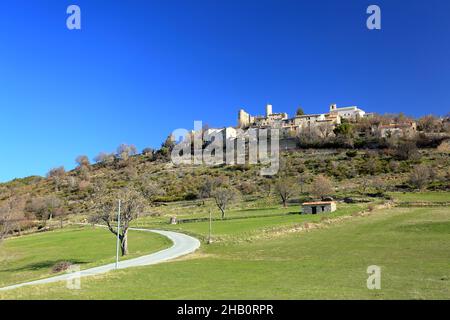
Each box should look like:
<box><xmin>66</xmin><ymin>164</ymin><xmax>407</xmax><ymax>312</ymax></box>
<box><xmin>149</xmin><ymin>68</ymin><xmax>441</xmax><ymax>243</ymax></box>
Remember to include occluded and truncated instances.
<box><xmin>0</xmin><ymin>134</ymin><xmax>449</xmax><ymax>235</ymax></box>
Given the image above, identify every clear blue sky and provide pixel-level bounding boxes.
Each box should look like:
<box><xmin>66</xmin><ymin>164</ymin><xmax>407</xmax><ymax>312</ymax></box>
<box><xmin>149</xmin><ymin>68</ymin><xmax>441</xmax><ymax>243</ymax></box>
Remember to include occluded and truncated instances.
<box><xmin>0</xmin><ymin>0</ymin><xmax>449</xmax><ymax>182</ymax></box>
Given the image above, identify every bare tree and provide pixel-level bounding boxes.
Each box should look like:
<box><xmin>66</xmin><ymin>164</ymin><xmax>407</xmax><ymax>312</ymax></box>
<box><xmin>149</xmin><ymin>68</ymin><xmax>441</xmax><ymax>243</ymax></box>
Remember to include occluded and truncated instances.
<box><xmin>310</xmin><ymin>175</ymin><xmax>334</xmax><ymax>200</ymax></box>
<box><xmin>394</xmin><ymin>141</ymin><xmax>419</xmax><ymax>161</ymax></box>
<box><xmin>75</xmin><ymin>155</ymin><xmax>90</xmax><ymax>168</ymax></box>
<box><xmin>198</xmin><ymin>176</ymin><xmax>228</xmax><ymax>204</ymax></box>
<box><xmin>47</xmin><ymin>166</ymin><xmax>66</xmax><ymax>191</ymax></box>
<box><xmin>409</xmin><ymin>165</ymin><xmax>430</xmax><ymax>190</ymax></box>
<box><xmin>94</xmin><ymin>152</ymin><xmax>107</xmax><ymax>163</ymax></box>
<box><xmin>142</xmin><ymin>147</ymin><xmax>154</xmax><ymax>156</ymax></box>
<box><xmin>25</xmin><ymin>195</ymin><xmax>63</xmax><ymax>226</ymax></box>
<box><xmin>87</xmin><ymin>213</ymin><xmax>101</xmax><ymax>228</ymax></box>
<box><xmin>94</xmin><ymin>152</ymin><xmax>115</xmax><ymax>164</ymax></box>
<box><xmin>298</xmin><ymin>173</ymin><xmax>310</xmax><ymax>194</ymax></box>
<box><xmin>25</xmin><ymin>197</ymin><xmax>49</xmax><ymax>225</ymax></box>
<box><xmin>97</xmin><ymin>188</ymin><xmax>145</xmax><ymax>256</ymax></box>
<box><xmin>417</xmin><ymin>115</ymin><xmax>442</xmax><ymax>133</ymax></box>
<box><xmin>274</xmin><ymin>178</ymin><xmax>297</xmax><ymax>207</ymax></box>
<box><xmin>116</xmin><ymin>144</ymin><xmax>138</xmax><ymax>161</ymax></box>
<box><xmin>0</xmin><ymin>200</ymin><xmax>13</xmax><ymax>243</ymax></box>
<box><xmin>46</xmin><ymin>195</ymin><xmax>63</xmax><ymax>221</ymax></box>
<box><xmin>211</xmin><ymin>187</ymin><xmax>239</xmax><ymax>219</ymax></box>
<box><xmin>53</xmin><ymin>207</ymin><xmax>68</xmax><ymax>229</ymax></box>
<box><xmin>370</xmin><ymin>176</ymin><xmax>386</xmax><ymax>193</ymax></box>
<box><xmin>140</xmin><ymin>177</ymin><xmax>165</xmax><ymax>202</ymax></box>
<box><xmin>316</xmin><ymin>123</ymin><xmax>334</xmax><ymax>139</ymax></box>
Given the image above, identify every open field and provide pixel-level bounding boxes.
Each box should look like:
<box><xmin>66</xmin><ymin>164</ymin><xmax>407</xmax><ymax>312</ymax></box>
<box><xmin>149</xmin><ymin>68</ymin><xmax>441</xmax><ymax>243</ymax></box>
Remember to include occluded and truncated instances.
<box><xmin>133</xmin><ymin>203</ymin><xmax>368</xmax><ymax>241</ymax></box>
<box><xmin>390</xmin><ymin>192</ymin><xmax>450</xmax><ymax>203</ymax></box>
<box><xmin>0</xmin><ymin>226</ymin><xmax>172</xmax><ymax>288</ymax></box>
<box><xmin>0</xmin><ymin>192</ymin><xmax>449</xmax><ymax>299</ymax></box>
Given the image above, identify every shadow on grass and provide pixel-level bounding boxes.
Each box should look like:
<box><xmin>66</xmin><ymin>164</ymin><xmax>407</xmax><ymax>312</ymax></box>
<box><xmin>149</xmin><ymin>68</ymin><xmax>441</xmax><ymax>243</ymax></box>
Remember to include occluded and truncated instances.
<box><xmin>0</xmin><ymin>259</ymin><xmax>89</xmax><ymax>272</ymax></box>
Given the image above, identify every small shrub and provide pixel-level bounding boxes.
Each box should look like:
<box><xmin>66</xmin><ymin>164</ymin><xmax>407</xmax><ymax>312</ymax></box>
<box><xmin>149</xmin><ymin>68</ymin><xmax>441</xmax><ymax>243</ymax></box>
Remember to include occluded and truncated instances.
<box><xmin>52</xmin><ymin>261</ymin><xmax>73</xmax><ymax>273</ymax></box>
<box><xmin>346</xmin><ymin>150</ymin><xmax>357</xmax><ymax>158</ymax></box>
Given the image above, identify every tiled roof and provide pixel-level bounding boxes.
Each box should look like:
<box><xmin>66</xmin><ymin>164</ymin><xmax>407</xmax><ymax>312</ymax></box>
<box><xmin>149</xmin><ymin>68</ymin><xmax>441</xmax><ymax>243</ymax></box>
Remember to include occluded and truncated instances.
<box><xmin>302</xmin><ymin>201</ymin><xmax>335</xmax><ymax>205</ymax></box>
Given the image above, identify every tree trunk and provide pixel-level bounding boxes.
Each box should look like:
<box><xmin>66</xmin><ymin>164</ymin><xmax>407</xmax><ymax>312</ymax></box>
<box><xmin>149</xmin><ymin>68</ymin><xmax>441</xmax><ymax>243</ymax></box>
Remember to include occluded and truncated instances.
<box><xmin>282</xmin><ymin>196</ymin><xmax>287</xmax><ymax>207</ymax></box>
<box><xmin>220</xmin><ymin>208</ymin><xmax>225</xmax><ymax>219</ymax></box>
<box><xmin>120</xmin><ymin>230</ymin><xmax>128</xmax><ymax>256</ymax></box>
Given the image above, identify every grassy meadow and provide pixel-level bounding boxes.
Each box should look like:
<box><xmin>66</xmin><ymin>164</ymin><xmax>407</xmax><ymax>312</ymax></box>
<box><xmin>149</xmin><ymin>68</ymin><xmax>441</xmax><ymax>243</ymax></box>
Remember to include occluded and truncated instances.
<box><xmin>0</xmin><ymin>192</ymin><xmax>449</xmax><ymax>299</ymax></box>
<box><xmin>0</xmin><ymin>226</ymin><xmax>172</xmax><ymax>288</ymax></box>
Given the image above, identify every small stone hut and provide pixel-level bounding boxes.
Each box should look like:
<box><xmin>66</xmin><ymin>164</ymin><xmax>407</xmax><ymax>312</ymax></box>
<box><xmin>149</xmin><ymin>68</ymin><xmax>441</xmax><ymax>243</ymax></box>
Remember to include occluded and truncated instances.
<box><xmin>302</xmin><ymin>201</ymin><xmax>337</xmax><ymax>214</ymax></box>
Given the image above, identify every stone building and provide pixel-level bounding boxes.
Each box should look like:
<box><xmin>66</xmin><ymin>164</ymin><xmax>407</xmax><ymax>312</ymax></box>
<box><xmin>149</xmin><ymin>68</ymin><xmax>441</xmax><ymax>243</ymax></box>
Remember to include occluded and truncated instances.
<box><xmin>329</xmin><ymin>104</ymin><xmax>366</xmax><ymax>119</ymax></box>
<box><xmin>238</xmin><ymin>103</ymin><xmax>362</xmax><ymax>130</ymax></box>
<box><xmin>302</xmin><ymin>201</ymin><xmax>337</xmax><ymax>214</ymax></box>
<box><xmin>375</xmin><ymin>122</ymin><xmax>417</xmax><ymax>138</ymax></box>
<box><xmin>235</xmin><ymin>103</ymin><xmax>369</xmax><ymax>141</ymax></box>
<box><xmin>238</xmin><ymin>104</ymin><xmax>288</xmax><ymax>128</ymax></box>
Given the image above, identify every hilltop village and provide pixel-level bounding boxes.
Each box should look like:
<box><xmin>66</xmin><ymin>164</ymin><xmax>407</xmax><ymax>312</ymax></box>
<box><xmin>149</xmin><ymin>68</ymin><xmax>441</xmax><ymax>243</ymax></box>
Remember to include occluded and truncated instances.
<box><xmin>203</xmin><ymin>104</ymin><xmax>420</xmax><ymax>145</ymax></box>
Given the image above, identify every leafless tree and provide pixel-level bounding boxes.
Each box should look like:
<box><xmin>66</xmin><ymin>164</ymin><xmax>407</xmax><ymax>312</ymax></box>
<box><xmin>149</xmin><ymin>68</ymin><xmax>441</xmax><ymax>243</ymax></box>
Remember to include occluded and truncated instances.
<box><xmin>360</xmin><ymin>178</ymin><xmax>371</xmax><ymax>193</ymax></box>
<box><xmin>418</xmin><ymin>115</ymin><xmax>442</xmax><ymax>133</ymax></box>
<box><xmin>211</xmin><ymin>187</ymin><xmax>239</xmax><ymax>219</ymax></box>
<box><xmin>54</xmin><ymin>207</ymin><xmax>68</xmax><ymax>229</ymax></box>
<box><xmin>75</xmin><ymin>155</ymin><xmax>90</xmax><ymax>168</ymax></box>
<box><xmin>394</xmin><ymin>141</ymin><xmax>419</xmax><ymax>161</ymax></box>
<box><xmin>274</xmin><ymin>178</ymin><xmax>297</xmax><ymax>207</ymax></box>
<box><xmin>25</xmin><ymin>195</ymin><xmax>63</xmax><ymax>225</ymax></box>
<box><xmin>142</xmin><ymin>147</ymin><xmax>154</xmax><ymax>156</ymax></box>
<box><xmin>47</xmin><ymin>166</ymin><xmax>66</xmax><ymax>191</ymax></box>
<box><xmin>97</xmin><ymin>188</ymin><xmax>145</xmax><ymax>256</ymax></box>
<box><xmin>116</xmin><ymin>144</ymin><xmax>138</xmax><ymax>161</ymax></box>
<box><xmin>198</xmin><ymin>176</ymin><xmax>228</xmax><ymax>204</ymax></box>
<box><xmin>298</xmin><ymin>173</ymin><xmax>310</xmax><ymax>194</ymax></box>
<box><xmin>140</xmin><ymin>177</ymin><xmax>165</xmax><ymax>202</ymax></box>
<box><xmin>124</xmin><ymin>165</ymin><xmax>138</xmax><ymax>180</ymax></box>
<box><xmin>310</xmin><ymin>175</ymin><xmax>334</xmax><ymax>200</ymax></box>
<box><xmin>316</xmin><ymin>123</ymin><xmax>334</xmax><ymax>139</ymax></box>
<box><xmin>409</xmin><ymin>164</ymin><xmax>431</xmax><ymax>190</ymax></box>
<box><xmin>46</xmin><ymin>195</ymin><xmax>63</xmax><ymax>221</ymax></box>
<box><xmin>88</xmin><ymin>213</ymin><xmax>101</xmax><ymax>228</ymax></box>
<box><xmin>94</xmin><ymin>152</ymin><xmax>107</xmax><ymax>163</ymax></box>
<box><xmin>25</xmin><ymin>197</ymin><xmax>49</xmax><ymax>224</ymax></box>
<box><xmin>0</xmin><ymin>200</ymin><xmax>13</xmax><ymax>243</ymax></box>
<box><xmin>94</xmin><ymin>152</ymin><xmax>115</xmax><ymax>164</ymax></box>
<box><xmin>370</xmin><ymin>176</ymin><xmax>386</xmax><ymax>193</ymax></box>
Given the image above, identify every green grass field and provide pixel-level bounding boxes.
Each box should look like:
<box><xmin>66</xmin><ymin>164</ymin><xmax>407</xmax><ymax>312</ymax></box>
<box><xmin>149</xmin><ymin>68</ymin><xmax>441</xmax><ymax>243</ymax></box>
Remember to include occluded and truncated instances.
<box><xmin>390</xmin><ymin>192</ymin><xmax>450</xmax><ymax>203</ymax></box>
<box><xmin>132</xmin><ymin>202</ymin><xmax>369</xmax><ymax>239</ymax></box>
<box><xmin>138</xmin><ymin>203</ymin><xmax>366</xmax><ymax>241</ymax></box>
<box><xmin>0</xmin><ymin>226</ymin><xmax>172</xmax><ymax>288</ymax></box>
<box><xmin>0</xmin><ymin>192</ymin><xmax>449</xmax><ymax>299</ymax></box>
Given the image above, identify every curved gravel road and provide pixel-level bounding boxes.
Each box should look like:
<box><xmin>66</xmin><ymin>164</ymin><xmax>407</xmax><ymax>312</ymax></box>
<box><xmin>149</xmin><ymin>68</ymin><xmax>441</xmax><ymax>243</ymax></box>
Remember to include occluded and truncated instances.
<box><xmin>0</xmin><ymin>228</ymin><xmax>201</xmax><ymax>291</ymax></box>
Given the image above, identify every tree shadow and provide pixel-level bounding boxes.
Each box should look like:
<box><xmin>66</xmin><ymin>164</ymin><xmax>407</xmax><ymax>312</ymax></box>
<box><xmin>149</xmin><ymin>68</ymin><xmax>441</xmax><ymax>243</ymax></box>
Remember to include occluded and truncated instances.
<box><xmin>0</xmin><ymin>259</ymin><xmax>88</xmax><ymax>272</ymax></box>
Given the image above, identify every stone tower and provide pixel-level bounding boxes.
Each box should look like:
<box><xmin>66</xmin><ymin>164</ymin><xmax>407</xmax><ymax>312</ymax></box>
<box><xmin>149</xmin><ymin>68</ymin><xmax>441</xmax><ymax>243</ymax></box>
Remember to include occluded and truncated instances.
<box><xmin>266</xmin><ymin>104</ymin><xmax>273</xmax><ymax>117</ymax></box>
<box><xmin>238</xmin><ymin>109</ymin><xmax>251</xmax><ymax>128</ymax></box>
